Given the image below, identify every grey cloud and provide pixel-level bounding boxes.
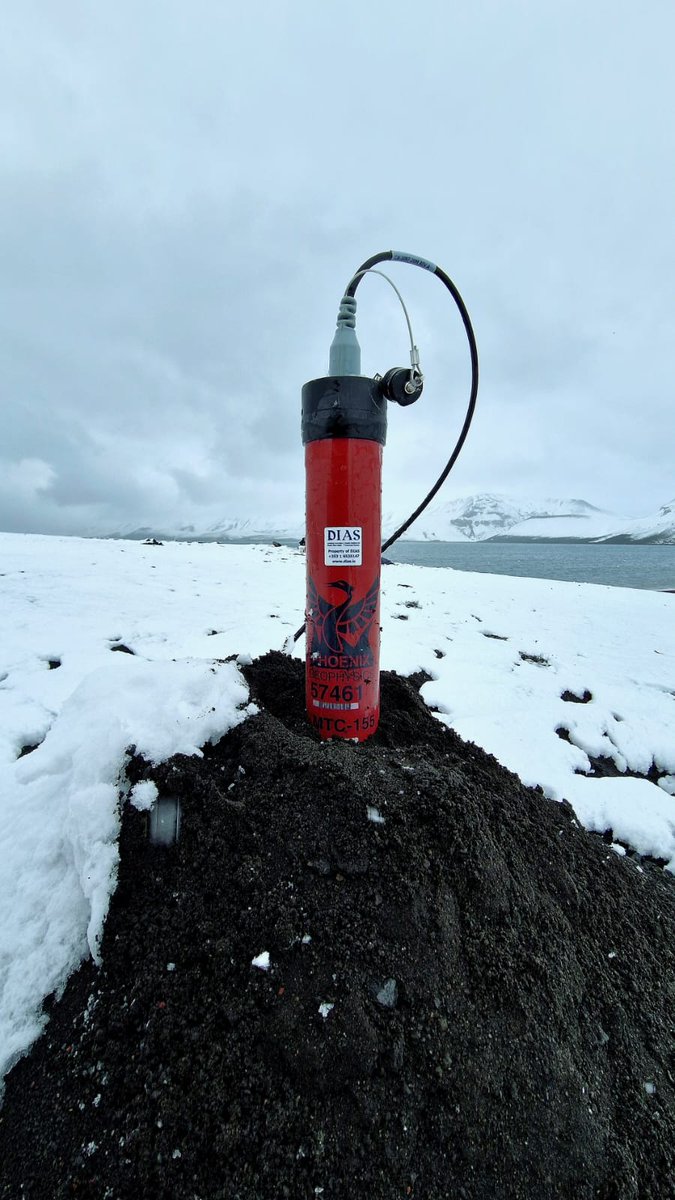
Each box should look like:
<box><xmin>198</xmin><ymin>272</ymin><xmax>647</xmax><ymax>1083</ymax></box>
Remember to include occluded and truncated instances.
<box><xmin>1</xmin><ymin>0</ymin><xmax>674</xmax><ymax>535</ymax></box>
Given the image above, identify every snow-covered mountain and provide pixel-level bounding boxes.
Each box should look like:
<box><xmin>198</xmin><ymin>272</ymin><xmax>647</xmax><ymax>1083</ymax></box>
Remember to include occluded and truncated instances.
<box><xmin>391</xmin><ymin>494</ymin><xmax>675</xmax><ymax>544</ymax></box>
<box><xmin>104</xmin><ymin>495</ymin><xmax>675</xmax><ymax>544</ymax></box>
<box><xmin>107</xmin><ymin>515</ymin><xmax>305</xmax><ymax>543</ymax></box>
<box><xmin>392</xmin><ymin>495</ymin><xmax>616</xmax><ymax>543</ymax></box>
<box><xmin>488</xmin><ymin>497</ymin><xmax>675</xmax><ymax>544</ymax></box>
<box><xmin>594</xmin><ymin>500</ymin><xmax>675</xmax><ymax>545</ymax></box>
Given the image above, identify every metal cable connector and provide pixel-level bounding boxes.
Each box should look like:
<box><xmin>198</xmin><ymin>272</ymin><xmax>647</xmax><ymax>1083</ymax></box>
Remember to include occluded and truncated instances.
<box><xmin>406</xmin><ymin>346</ymin><xmax>424</xmax><ymax>393</ymax></box>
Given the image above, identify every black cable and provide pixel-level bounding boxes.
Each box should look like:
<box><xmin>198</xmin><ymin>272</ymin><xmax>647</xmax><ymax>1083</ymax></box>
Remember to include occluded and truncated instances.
<box><xmin>346</xmin><ymin>251</ymin><xmax>480</xmax><ymax>552</ymax></box>
<box><xmin>291</xmin><ymin>251</ymin><xmax>479</xmax><ymax>644</ymax></box>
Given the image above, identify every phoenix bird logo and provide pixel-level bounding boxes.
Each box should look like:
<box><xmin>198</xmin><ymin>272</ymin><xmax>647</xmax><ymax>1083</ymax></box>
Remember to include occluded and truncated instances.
<box><xmin>307</xmin><ymin>576</ymin><xmax>379</xmax><ymax>662</ymax></box>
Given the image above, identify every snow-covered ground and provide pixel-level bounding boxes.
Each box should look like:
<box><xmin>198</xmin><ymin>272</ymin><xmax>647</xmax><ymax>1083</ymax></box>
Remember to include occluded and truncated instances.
<box><xmin>1</xmin><ymin>532</ymin><xmax>674</xmax><ymax>1091</ymax></box>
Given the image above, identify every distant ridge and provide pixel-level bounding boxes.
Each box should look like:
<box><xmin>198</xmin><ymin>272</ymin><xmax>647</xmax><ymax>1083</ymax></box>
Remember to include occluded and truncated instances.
<box><xmin>102</xmin><ymin>496</ymin><xmax>675</xmax><ymax>545</ymax></box>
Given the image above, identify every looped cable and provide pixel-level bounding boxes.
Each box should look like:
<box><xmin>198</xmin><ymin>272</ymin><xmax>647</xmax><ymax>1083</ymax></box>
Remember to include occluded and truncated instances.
<box><xmin>349</xmin><ymin>267</ymin><xmax>421</xmax><ymax>379</ymax></box>
<box><xmin>346</xmin><ymin>252</ymin><xmax>479</xmax><ymax>552</ymax></box>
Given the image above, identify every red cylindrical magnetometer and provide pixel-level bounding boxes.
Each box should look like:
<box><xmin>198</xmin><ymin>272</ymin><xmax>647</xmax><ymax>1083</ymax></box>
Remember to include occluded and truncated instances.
<box><xmin>302</xmin><ymin>376</ymin><xmax>387</xmax><ymax>741</ymax></box>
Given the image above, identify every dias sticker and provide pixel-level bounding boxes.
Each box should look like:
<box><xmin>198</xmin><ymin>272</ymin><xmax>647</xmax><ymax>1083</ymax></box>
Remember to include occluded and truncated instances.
<box><xmin>324</xmin><ymin>526</ymin><xmax>362</xmax><ymax>566</ymax></box>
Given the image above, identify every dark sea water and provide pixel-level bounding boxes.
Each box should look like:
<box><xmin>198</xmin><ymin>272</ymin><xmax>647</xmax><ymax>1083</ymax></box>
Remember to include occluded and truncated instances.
<box><xmin>385</xmin><ymin>541</ymin><xmax>675</xmax><ymax>592</ymax></box>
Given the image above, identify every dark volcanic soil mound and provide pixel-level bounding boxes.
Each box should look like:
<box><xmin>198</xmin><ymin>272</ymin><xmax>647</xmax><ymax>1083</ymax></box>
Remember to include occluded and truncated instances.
<box><xmin>0</xmin><ymin>653</ymin><xmax>673</xmax><ymax>1199</ymax></box>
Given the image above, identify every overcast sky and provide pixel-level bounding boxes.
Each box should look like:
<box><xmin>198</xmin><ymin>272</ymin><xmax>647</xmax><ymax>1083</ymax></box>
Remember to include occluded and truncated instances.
<box><xmin>1</xmin><ymin>0</ymin><xmax>673</xmax><ymax>535</ymax></box>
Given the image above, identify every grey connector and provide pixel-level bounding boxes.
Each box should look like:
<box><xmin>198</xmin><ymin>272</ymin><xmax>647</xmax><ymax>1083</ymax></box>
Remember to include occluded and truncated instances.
<box><xmin>329</xmin><ymin>296</ymin><xmax>361</xmax><ymax>376</ymax></box>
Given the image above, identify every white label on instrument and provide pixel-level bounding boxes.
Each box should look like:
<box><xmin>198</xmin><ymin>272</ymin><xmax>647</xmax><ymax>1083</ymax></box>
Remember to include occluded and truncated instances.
<box><xmin>324</xmin><ymin>527</ymin><xmax>362</xmax><ymax>566</ymax></box>
<box><xmin>391</xmin><ymin>251</ymin><xmax>437</xmax><ymax>272</ymax></box>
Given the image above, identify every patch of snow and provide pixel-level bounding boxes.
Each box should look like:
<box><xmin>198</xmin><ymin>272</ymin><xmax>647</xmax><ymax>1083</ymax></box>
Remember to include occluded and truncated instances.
<box><xmin>367</xmin><ymin>806</ymin><xmax>385</xmax><ymax>824</ymax></box>
<box><xmin>129</xmin><ymin>780</ymin><xmax>158</xmax><ymax>811</ymax></box>
<box><xmin>251</xmin><ymin>952</ymin><xmax>270</xmax><ymax>971</ymax></box>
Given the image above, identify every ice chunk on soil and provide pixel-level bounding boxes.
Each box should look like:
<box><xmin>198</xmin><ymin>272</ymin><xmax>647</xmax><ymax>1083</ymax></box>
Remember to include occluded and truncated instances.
<box><xmin>376</xmin><ymin>979</ymin><xmax>398</xmax><ymax>1008</ymax></box>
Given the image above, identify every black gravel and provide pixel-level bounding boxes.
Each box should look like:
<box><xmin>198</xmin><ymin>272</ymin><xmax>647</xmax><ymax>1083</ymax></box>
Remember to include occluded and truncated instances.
<box><xmin>0</xmin><ymin>651</ymin><xmax>673</xmax><ymax>1199</ymax></box>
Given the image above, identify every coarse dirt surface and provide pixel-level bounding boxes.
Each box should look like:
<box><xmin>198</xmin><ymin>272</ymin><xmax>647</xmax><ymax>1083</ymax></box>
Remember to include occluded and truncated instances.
<box><xmin>0</xmin><ymin>651</ymin><xmax>673</xmax><ymax>1199</ymax></box>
